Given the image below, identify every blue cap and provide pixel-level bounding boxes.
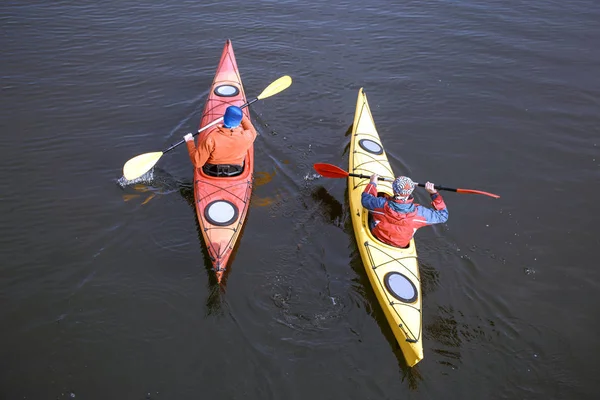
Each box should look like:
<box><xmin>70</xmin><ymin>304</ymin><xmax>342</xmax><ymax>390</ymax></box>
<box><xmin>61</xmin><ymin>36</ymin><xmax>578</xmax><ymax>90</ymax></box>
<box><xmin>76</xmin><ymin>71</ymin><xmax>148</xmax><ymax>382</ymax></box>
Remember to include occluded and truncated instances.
<box><xmin>223</xmin><ymin>106</ymin><xmax>243</xmax><ymax>128</ymax></box>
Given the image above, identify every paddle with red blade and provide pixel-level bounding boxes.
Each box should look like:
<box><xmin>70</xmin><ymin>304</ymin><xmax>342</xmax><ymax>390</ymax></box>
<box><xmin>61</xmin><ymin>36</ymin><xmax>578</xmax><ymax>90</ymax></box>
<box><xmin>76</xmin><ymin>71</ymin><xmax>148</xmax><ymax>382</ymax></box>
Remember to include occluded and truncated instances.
<box><xmin>313</xmin><ymin>163</ymin><xmax>500</xmax><ymax>199</ymax></box>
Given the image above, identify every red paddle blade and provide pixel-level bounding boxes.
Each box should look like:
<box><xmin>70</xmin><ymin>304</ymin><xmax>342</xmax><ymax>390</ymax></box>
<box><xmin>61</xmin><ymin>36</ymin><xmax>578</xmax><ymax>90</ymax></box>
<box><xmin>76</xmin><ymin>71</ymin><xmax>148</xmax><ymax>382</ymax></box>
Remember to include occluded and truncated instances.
<box><xmin>455</xmin><ymin>189</ymin><xmax>500</xmax><ymax>199</ymax></box>
<box><xmin>313</xmin><ymin>163</ymin><xmax>349</xmax><ymax>178</ymax></box>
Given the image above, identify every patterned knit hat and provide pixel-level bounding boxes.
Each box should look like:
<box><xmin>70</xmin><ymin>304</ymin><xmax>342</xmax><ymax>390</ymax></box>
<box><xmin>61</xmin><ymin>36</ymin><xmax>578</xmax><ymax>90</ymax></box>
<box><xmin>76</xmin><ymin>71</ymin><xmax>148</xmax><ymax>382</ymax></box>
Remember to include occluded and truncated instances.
<box><xmin>392</xmin><ymin>176</ymin><xmax>415</xmax><ymax>197</ymax></box>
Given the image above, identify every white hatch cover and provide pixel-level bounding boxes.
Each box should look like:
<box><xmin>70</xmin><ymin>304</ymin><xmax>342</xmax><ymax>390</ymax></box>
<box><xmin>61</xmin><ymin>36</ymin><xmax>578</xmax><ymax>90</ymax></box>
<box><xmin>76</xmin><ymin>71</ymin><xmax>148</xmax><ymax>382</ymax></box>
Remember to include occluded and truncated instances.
<box><xmin>204</xmin><ymin>200</ymin><xmax>238</xmax><ymax>226</ymax></box>
<box><xmin>214</xmin><ymin>84</ymin><xmax>240</xmax><ymax>97</ymax></box>
<box><xmin>358</xmin><ymin>139</ymin><xmax>383</xmax><ymax>155</ymax></box>
<box><xmin>384</xmin><ymin>272</ymin><xmax>418</xmax><ymax>303</ymax></box>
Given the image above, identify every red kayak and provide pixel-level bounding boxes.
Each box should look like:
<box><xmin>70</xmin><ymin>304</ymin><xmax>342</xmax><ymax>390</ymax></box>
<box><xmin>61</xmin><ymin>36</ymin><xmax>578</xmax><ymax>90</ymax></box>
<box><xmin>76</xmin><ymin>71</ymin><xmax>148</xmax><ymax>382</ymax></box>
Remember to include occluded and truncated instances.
<box><xmin>193</xmin><ymin>40</ymin><xmax>254</xmax><ymax>283</ymax></box>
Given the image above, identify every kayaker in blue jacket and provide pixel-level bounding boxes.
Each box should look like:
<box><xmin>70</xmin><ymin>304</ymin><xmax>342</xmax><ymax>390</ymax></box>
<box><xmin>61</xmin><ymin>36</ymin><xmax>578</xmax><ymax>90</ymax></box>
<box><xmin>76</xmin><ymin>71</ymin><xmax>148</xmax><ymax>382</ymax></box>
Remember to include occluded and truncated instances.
<box><xmin>361</xmin><ymin>174</ymin><xmax>449</xmax><ymax>248</ymax></box>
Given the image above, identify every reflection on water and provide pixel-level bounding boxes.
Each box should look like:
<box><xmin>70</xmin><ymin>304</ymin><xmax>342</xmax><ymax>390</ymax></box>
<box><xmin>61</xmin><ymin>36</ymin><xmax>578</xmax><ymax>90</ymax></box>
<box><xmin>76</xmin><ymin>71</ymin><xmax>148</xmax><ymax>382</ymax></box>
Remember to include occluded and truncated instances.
<box><xmin>251</xmin><ymin>194</ymin><xmax>281</xmax><ymax>207</ymax></box>
<box><xmin>204</xmin><ymin>283</ymin><xmax>227</xmax><ymax>317</ymax></box>
<box><xmin>342</xmin><ymin>123</ymin><xmax>353</xmax><ymax>157</ymax></box>
<box><xmin>250</xmin><ymin>170</ymin><xmax>285</xmax><ymax>208</ymax></box>
<box><xmin>424</xmin><ymin>304</ymin><xmax>500</xmax><ymax>372</ymax></box>
<box><xmin>310</xmin><ymin>185</ymin><xmax>345</xmax><ymax>228</ymax></box>
<box><xmin>419</xmin><ymin>259</ymin><xmax>441</xmax><ymax>298</ymax></box>
<box><xmin>121</xmin><ymin>192</ymin><xmax>156</xmax><ymax>205</ymax></box>
<box><xmin>254</xmin><ymin>170</ymin><xmax>275</xmax><ymax>186</ymax></box>
<box><xmin>343</xmin><ymin>123</ymin><xmax>353</xmax><ymax>138</ymax></box>
<box><xmin>424</xmin><ymin>305</ymin><xmax>462</xmax><ymax>370</ymax></box>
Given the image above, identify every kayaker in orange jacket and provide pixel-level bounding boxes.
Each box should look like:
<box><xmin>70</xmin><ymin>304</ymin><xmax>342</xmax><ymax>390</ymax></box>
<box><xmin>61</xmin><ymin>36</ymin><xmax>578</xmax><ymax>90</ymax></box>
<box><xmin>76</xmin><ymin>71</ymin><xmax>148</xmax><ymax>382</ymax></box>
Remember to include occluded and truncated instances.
<box><xmin>184</xmin><ymin>105</ymin><xmax>257</xmax><ymax>176</ymax></box>
<box><xmin>361</xmin><ymin>174</ymin><xmax>449</xmax><ymax>248</ymax></box>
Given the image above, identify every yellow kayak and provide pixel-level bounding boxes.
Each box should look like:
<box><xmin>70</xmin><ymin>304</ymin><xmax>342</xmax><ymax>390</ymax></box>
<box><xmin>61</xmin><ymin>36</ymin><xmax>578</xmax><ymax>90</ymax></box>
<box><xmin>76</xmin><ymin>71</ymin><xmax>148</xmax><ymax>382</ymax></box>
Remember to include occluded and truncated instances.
<box><xmin>348</xmin><ymin>88</ymin><xmax>423</xmax><ymax>366</ymax></box>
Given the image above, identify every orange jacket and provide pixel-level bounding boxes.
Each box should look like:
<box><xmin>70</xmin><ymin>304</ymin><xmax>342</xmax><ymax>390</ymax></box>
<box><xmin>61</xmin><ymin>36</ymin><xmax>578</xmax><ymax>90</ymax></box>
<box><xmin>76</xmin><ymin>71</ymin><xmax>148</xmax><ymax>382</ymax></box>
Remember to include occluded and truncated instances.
<box><xmin>185</xmin><ymin>114</ymin><xmax>257</xmax><ymax>168</ymax></box>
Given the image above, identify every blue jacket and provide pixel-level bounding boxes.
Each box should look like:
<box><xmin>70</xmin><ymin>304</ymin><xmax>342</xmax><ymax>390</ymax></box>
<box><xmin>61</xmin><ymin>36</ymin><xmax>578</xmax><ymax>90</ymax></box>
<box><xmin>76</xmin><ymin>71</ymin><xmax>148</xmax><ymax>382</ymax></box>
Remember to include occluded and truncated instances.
<box><xmin>361</xmin><ymin>182</ymin><xmax>449</xmax><ymax>247</ymax></box>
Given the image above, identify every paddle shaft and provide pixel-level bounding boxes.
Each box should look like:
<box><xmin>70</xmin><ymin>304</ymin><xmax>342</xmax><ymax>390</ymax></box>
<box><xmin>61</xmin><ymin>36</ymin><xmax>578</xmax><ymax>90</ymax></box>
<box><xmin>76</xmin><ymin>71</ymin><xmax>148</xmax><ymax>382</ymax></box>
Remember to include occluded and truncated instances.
<box><xmin>162</xmin><ymin>98</ymin><xmax>258</xmax><ymax>154</ymax></box>
<box><xmin>348</xmin><ymin>172</ymin><xmax>457</xmax><ymax>193</ymax></box>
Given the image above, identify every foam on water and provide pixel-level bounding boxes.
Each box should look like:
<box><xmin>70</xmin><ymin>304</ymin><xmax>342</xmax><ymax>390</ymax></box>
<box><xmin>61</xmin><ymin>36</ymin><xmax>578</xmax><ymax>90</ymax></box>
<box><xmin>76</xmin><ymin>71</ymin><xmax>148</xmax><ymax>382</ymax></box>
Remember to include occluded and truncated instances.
<box><xmin>116</xmin><ymin>169</ymin><xmax>155</xmax><ymax>187</ymax></box>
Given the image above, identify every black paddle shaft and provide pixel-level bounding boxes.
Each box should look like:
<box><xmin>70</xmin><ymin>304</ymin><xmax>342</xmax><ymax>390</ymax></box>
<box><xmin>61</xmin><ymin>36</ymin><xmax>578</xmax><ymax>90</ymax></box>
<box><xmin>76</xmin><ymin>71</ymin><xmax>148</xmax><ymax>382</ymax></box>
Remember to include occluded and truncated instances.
<box><xmin>348</xmin><ymin>172</ymin><xmax>456</xmax><ymax>193</ymax></box>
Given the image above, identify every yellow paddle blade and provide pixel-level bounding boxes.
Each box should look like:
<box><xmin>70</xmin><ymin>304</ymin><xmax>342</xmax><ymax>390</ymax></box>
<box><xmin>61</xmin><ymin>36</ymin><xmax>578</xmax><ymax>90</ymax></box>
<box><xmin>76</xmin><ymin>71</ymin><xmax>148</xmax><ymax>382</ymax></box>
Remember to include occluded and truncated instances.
<box><xmin>256</xmin><ymin>75</ymin><xmax>292</xmax><ymax>100</ymax></box>
<box><xmin>122</xmin><ymin>151</ymin><xmax>164</xmax><ymax>180</ymax></box>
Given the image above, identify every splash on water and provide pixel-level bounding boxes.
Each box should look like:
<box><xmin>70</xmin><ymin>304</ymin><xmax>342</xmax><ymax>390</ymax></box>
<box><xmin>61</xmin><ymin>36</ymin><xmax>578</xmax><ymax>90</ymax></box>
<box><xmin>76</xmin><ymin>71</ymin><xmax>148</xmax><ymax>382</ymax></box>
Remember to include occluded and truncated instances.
<box><xmin>115</xmin><ymin>168</ymin><xmax>186</xmax><ymax>206</ymax></box>
<box><xmin>304</xmin><ymin>173</ymin><xmax>321</xmax><ymax>181</ymax></box>
<box><xmin>116</xmin><ymin>169</ymin><xmax>155</xmax><ymax>187</ymax></box>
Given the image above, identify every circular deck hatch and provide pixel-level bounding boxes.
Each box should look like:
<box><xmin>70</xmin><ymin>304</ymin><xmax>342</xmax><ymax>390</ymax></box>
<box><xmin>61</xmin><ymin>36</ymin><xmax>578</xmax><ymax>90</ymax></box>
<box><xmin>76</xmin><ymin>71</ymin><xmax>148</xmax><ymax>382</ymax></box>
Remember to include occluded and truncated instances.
<box><xmin>358</xmin><ymin>139</ymin><xmax>383</xmax><ymax>155</ymax></box>
<box><xmin>204</xmin><ymin>200</ymin><xmax>238</xmax><ymax>226</ymax></box>
<box><xmin>214</xmin><ymin>85</ymin><xmax>240</xmax><ymax>97</ymax></box>
<box><xmin>384</xmin><ymin>272</ymin><xmax>418</xmax><ymax>303</ymax></box>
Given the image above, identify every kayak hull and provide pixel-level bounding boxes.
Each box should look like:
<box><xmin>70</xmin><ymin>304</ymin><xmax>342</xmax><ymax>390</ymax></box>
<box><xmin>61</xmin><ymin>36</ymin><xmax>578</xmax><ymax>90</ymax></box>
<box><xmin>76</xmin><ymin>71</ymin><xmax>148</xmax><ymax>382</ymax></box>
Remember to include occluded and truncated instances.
<box><xmin>194</xmin><ymin>40</ymin><xmax>254</xmax><ymax>283</ymax></box>
<box><xmin>348</xmin><ymin>88</ymin><xmax>423</xmax><ymax>366</ymax></box>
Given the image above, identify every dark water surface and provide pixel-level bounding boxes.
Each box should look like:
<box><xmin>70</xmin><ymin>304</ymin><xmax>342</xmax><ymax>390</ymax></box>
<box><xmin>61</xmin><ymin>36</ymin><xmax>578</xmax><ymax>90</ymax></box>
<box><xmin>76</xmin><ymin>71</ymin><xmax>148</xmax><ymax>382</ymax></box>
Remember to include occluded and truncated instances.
<box><xmin>2</xmin><ymin>1</ymin><xmax>599</xmax><ymax>398</ymax></box>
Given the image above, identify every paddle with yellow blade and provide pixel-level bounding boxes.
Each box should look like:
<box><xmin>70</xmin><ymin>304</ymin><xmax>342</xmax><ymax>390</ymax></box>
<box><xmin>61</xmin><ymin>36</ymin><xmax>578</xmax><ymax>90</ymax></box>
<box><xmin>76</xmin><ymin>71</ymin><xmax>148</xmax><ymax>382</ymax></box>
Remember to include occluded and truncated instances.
<box><xmin>122</xmin><ymin>75</ymin><xmax>293</xmax><ymax>181</ymax></box>
<box><xmin>313</xmin><ymin>163</ymin><xmax>500</xmax><ymax>199</ymax></box>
